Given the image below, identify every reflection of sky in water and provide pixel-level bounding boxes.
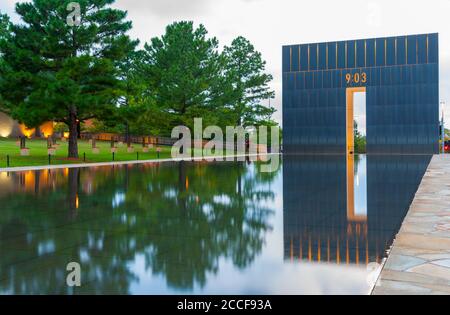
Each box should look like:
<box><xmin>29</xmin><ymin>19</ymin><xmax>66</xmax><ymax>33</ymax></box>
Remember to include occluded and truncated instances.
<box><xmin>0</xmin><ymin>155</ymin><xmax>431</xmax><ymax>295</ymax></box>
<box><xmin>354</xmin><ymin>156</ymin><xmax>368</xmax><ymax>217</ymax></box>
<box><xmin>354</xmin><ymin>92</ymin><xmax>366</xmax><ymax>137</ymax></box>
<box><xmin>129</xmin><ymin>168</ymin><xmax>372</xmax><ymax>295</ymax></box>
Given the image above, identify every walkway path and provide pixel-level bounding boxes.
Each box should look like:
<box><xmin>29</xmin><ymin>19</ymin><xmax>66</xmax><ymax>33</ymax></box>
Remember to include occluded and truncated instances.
<box><xmin>372</xmin><ymin>155</ymin><xmax>450</xmax><ymax>295</ymax></box>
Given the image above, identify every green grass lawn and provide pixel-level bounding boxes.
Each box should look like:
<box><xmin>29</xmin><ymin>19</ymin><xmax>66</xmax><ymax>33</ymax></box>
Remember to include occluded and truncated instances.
<box><xmin>0</xmin><ymin>138</ymin><xmax>173</xmax><ymax>168</ymax></box>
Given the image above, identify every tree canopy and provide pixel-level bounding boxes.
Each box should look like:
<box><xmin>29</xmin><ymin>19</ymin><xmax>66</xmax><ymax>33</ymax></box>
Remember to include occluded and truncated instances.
<box><xmin>0</xmin><ymin>1</ymin><xmax>277</xmax><ymax>155</ymax></box>
<box><xmin>0</xmin><ymin>0</ymin><xmax>137</xmax><ymax>157</ymax></box>
<box><xmin>138</xmin><ymin>22</ymin><xmax>276</xmax><ymax>136</ymax></box>
<box><xmin>141</xmin><ymin>21</ymin><xmax>224</xmax><ymax>131</ymax></box>
<box><xmin>223</xmin><ymin>36</ymin><xmax>276</xmax><ymax>127</ymax></box>
<box><xmin>0</xmin><ymin>11</ymin><xmax>11</xmax><ymax>111</ymax></box>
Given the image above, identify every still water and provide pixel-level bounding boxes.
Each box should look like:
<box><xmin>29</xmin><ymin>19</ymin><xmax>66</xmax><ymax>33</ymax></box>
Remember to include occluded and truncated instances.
<box><xmin>0</xmin><ymin>155</ymin><xmax>431</xmax><ymax>295</ymax></box>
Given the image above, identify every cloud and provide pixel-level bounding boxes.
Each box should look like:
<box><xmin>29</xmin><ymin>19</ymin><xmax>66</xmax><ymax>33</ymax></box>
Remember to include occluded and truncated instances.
<box><xmin>115</xmin><ymin>0</ymin><xmax>211</xmax><ymax>17</ymax></box>
<box><xmin>4</xmin><ymin>0</ymin><xmax>450</xmax><ymax>127</ymax></box>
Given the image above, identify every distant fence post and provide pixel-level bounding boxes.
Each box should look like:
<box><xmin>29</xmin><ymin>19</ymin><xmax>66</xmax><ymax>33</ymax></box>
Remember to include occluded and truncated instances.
<box><xmin>6</xmin><ymin>155</ymin><xmax>10</xmax><ymax>167</ymax></box>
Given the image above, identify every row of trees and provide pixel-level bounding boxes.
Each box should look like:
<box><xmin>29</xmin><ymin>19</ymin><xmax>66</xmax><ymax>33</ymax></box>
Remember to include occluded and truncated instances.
<box><xmin>0</xmin><ymin>0</ymin><xmax>276</xmax><ymax>158</ymax></box>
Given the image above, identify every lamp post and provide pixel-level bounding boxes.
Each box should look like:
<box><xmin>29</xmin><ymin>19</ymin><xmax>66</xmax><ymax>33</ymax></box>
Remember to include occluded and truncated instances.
<box><xmin>440</xmin><ymin>101</ymin><xmax>446</xmax><ymax>154</ymax></box>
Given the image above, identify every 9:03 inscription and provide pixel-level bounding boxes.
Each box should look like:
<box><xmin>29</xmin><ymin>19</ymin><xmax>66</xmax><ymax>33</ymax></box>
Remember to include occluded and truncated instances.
<box><xmin>345</xmin><ymin>72</ymin><xmax>367</xmax><ymax>85</ymax></box>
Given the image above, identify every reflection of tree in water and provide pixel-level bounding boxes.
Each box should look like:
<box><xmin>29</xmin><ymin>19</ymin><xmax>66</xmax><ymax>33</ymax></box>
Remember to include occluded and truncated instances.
<box><xmin>0</xmin><ymin>161</ymin><xmax>277</xmax><ymax>293</ymax></box>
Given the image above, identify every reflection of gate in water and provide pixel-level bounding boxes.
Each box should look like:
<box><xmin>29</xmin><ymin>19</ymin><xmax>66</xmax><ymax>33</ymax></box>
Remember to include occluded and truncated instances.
<box><xmin>283</xmin><ymin>155</ymin><xmax>431</xmax><ymax>265</ymax></box>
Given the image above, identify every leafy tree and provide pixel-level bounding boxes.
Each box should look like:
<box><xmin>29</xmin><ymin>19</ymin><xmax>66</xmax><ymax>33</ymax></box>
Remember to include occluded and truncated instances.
<box><xmin>222</xmin><ymin>36</ymin><xmax>276</xmax><ymax>127</ymax></box>
<box><xmin>115</xmin><ymin>49</ymin><xmax>147</xmax><ymax>145</ymax></box>
<box><xmin>354</xmin><ymin>121</ymin><xmax>366</xmax><ymax>153</ymax></box>
<box><xmin>0</xmin><ymin>11</ymin><xmax>11</xmax><ymax>111</ymax></box>
<box><xmin>0</xmin><ymin>160</ymin><xmax>277</xmax><ymax>293</ymax></box>
<box><xmin>142</xmin><ymin>21</ymin><xmax>223</xmax><ymax>132</ymax></box>
<box><xmin>0</xmin><ymin>0</ymin><xmax>137</xmax><ymax>158</ymax></box>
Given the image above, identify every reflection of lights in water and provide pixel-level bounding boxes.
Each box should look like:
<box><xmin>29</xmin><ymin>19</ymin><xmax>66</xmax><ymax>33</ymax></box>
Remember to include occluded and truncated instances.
<box><xmin>0</xmin><ymin>172</ymin><xmax>9</xmax><ymax>181</ymax></box>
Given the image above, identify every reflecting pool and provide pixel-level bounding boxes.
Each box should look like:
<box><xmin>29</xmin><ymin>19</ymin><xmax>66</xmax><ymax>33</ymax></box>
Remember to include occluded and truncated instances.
<box><xmin>0</xmin><ymin>155</ymin><xmax>431</xmax><ymax>294</ymax></box>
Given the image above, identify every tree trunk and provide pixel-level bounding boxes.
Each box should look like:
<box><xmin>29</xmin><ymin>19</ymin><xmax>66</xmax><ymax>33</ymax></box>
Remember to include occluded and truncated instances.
<box><xmin>68</xmin><ymin>108</ymin><xmax>79</xmax><ymax>159</ymax></box>
<box><xmin>125</xmin><ymin>123</ymin><xmax>131</xmax><ymax>147</ymax></box>
<box><xmin>35</xmin><ymin>127</ymin><xmax>42</xmax><ymax>138</ymax></box>
<box><xmin>77</xmin><ymin>121</ymin><xmax>81</xmax><ymax>139</ymax></box>
<box><xmin>68</xmin><ymin>168</ymin><xmax>80</xmax><ymax>219</ymax></box>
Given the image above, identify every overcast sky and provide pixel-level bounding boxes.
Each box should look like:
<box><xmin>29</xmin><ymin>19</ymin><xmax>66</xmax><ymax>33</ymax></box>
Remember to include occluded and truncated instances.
<box><xmin>2</xmin><ymin>0</ymin><xmax>450</xmax><ymax>126</ymax></box>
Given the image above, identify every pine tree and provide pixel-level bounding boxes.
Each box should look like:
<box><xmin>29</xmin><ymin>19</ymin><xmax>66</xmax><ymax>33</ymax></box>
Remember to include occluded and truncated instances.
<box><xmin>0</xmin><ymin>0</ymin><xmax>137</xmax><ymax>158</ymax></box>
<box><xmin>223</xmin><ymin>36</ymin><xmax>276</xmax><ymax>127</ymax></box>
<box><xmin>142</xmin><ymin>21</ymin><xmax>223</xmax><ymax>130</ymax></box>
<box><xmin>0</xmin><ymin>11</ymin><xmax>11</xmax><ymax>111</ymax></box>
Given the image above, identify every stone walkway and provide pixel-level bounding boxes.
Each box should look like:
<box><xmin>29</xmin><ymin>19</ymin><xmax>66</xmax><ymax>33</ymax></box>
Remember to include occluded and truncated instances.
<box><xmin>372</xmin><ymin>155</ymin><xmax>450</xmax><ymax>295</ymax></box>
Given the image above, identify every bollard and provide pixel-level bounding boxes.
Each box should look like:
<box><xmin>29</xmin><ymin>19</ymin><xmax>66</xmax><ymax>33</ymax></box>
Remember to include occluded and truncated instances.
<box><xmin>6</xmin><ymin>155</ymin><xmax>10</xmax><ymax>167</ymax></box>
<box><xmin>48</xmin><ymin>154</ymin><xmax>51</xmax><ymax>165</ymax></box>
<box><xmin>136</xmin><ymin>152</ymin><xmax>139</xmax><ymax>160</ymax></box>
<box><xmin>83</xmin><ymin>152</ymin><xmax>86</xmax><ymax>162</ymax></box>
<box><xmin>112</xmin><ymin>152</ymin><xmax>115</xmax><ymax>161</ymax></box>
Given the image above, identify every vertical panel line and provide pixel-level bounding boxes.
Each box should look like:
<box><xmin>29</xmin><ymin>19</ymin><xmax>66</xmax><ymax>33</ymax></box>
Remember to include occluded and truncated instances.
<box><xmin>364</xmin><ymin>40</ymin><xmax>367</xmax><ymax>67</ymax></box>
<box><xmin>290</xmin><ymin>47</ymin><xmax>292</xmax><ymax>72</ymax></box>
<box><xmin>375</xmin><ymin>39</ymin><xmax>377</xmax><ymax>67</ymax></box>
<box><xmin>345</xmin><ymin>42</ymin><xmax>348</xmax><ymax>68</ymax></box>
<box><xmin>308</xmin><ymin>45</ymin><xmax>310</xmax><ymax>71</ymax></box>
<box><xmin>416</xmin><ymin>37</ymin><xmax>419</xmax><ymax>64</ymax></box>
<box><xmin>395</xmin><ymin>38</ymin><xmax>397</xmax><ymax>65</ymax></box>
<box><xmin>406</xmin><ymin>37</ymin><xmax>408</xmax><ymax>64</ymax></box>
<box><xmin>336</xmin><ymin>42</ymin><xmax>338</xmax><ymax>69</ymax></box>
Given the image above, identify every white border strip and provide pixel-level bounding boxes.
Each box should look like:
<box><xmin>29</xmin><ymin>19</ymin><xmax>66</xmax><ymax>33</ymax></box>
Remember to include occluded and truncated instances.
<box><xmin>0</xmin><ymin>153</ymin><xmax>280</xmax><ymax>173</ymax></box>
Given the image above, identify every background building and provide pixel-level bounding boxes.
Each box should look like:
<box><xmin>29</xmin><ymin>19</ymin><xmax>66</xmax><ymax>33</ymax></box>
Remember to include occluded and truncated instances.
<box><xmin>282</xmin><ymin>34</ymin><xmax>439</xmax><ymax>154</ymax></box>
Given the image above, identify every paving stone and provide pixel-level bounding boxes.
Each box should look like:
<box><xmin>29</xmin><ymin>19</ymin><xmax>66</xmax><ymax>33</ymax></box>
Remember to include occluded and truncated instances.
<box><xmin>432</xmin><ymin>259</ymin><xmax>450</xmax><ymax>268</ymax></box>
<box><xmin>384</xmin><ymin>255</ymin><xmax>426</xmax><ymax>272</ymax></box>
<box><xmin>407</xmin><ymin>263</ymin><xmax>450</xmax><ymax>282</ymax></box>
<box><xmin>373</xmin><ymin>155</ymin><xmax>450</xmax><ymax>295</ymax></box>
<box><xmin>379</xmin><ymin>269</ymin><xmax>450</xmax><ymax>286</ymax></box>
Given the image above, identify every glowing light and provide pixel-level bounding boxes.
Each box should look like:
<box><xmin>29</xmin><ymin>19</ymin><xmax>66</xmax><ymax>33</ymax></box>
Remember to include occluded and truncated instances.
<box><xmin>64</xmin><ymin>132</ymin><xmax>70</xmax><ymax>139</ymax></box>
<box><xmin>40</xmin><ymin>122</ymin><xmax>54</xmax><ymax>138</ymax></box>
<box><xmin>0</xmin><ymin>112</ymin><xmax>14</xmax><ymax>137</ymax></box>
<box><xmin>20</xmin><ymin>124</ymin><xmax>35</xmax><ymax>138</ymax></box>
